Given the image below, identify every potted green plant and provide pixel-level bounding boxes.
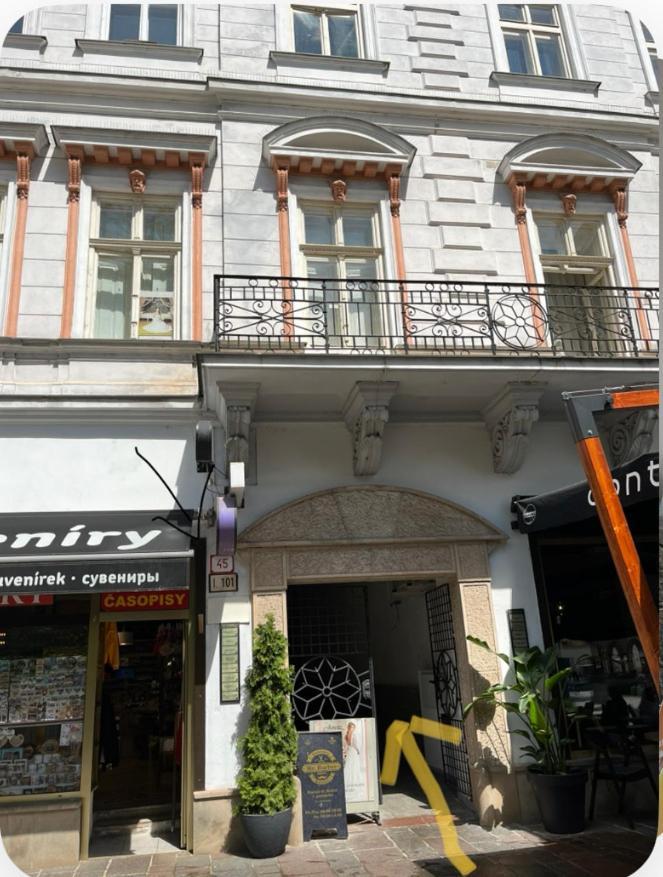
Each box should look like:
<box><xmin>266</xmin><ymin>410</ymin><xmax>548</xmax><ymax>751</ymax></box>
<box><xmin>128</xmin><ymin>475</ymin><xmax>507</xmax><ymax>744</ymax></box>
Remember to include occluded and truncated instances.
<box><xmin>236</xmin><ymin>614</ymin><xmax>298</xmax><ymax>858</ymax></box>
<box><xmin>463</xmin><ymin>636</ymin><xmax>587</xmax><ymax>834</ymax></box>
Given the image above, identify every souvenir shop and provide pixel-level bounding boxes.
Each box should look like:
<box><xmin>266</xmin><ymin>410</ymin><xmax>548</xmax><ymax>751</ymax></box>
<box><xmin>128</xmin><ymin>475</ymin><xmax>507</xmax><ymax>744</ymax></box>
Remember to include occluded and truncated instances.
<box><xmin>0</xmin><ymin>510</ymin><xmax>196</xmax><ymax>870</ymax></box>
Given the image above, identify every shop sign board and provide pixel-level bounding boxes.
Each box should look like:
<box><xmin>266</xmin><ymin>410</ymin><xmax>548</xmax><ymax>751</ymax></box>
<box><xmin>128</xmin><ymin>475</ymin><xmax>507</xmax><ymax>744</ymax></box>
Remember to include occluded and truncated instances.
<box><xmin>0</xmin><ymin>558</ymin><xmax>189</xmax><ymax>595</ymax></box>
<box><xmin>297</xmin><ymin>731</ymin><xmax>348</xmax><ymax>840</ymax></box>
<box><xmin>0</xmin><ymin>594</ymin><xmax>54</xmax><ymax>607</ymax></box>
<box><xmin>309</xmin><ymin>718</ymin><xmax>380</xmax><ymax>815</ymax></box>
<box><xmin>210</xmin><ymin>554</ymin><xmax>234</xmax><ymax>574</ymax></box>
<box><xmin>101</xmin><ymin>589</ymin><xmax>189</xmax><ymax>611</ymax></box>
<box><xmin>209</xmin><ymin>573</ymin><xmax>238</xmax><ymax>593</ymax></box>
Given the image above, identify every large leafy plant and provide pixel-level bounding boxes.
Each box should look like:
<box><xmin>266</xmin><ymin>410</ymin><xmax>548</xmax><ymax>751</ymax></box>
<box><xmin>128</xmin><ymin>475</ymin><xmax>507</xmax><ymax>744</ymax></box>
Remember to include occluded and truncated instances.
<box><xmin>236</xmin><ymin>614</ymin><xmax>298</xmax><ymax>815</ymax></box>
<box><xmin>463</xmin><ymin>636</ymin><xmax>574</xmax><ymax>775</ymax></box>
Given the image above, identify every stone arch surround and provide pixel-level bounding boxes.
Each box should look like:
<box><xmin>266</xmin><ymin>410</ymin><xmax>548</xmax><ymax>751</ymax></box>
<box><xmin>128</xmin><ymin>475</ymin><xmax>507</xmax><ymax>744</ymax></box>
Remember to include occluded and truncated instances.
<box><xmin>238</xmin><ymin>485</ymin><xmax>521</xmax><ymax>824</ymax></box>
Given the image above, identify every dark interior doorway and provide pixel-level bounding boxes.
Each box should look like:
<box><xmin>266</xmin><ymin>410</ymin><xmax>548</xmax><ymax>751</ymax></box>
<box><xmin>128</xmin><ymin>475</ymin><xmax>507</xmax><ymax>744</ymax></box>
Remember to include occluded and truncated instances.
<box><xmin>93</xmin><ymin>620</ymin><xmax>183</xmax><ymax>815</ymax></box>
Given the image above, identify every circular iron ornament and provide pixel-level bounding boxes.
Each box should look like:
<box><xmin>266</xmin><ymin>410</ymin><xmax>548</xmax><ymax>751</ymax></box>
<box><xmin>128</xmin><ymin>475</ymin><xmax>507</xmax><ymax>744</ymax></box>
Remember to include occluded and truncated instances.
<box><xmin>434</xmin><ymin>650</ymin><xmax>459</xmax><ymax>720</ymax></box>
<box><xmin>491</xmin><ymin>294</ymin><xmax>548</xmax><ymax>350</ymax></box>
<box><xmin>292</xmin><ymin>656</ymin><xmax>363</xmax><ymax>722</ymax></box>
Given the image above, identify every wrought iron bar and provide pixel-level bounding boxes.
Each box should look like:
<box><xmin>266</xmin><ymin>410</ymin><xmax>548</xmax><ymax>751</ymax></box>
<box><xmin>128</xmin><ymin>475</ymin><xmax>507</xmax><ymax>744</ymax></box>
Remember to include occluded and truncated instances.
<box><xmin>214</xmin><ymin>275</ymin><xmax>659</xmax><ymax>359</ymax></box>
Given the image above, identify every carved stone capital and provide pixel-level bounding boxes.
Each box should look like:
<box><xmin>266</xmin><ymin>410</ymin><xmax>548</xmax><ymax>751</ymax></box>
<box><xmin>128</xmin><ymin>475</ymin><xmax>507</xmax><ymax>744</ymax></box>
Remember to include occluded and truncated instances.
<box><xmin>275</xmin><ymin>163</ymin><xmax>289</xmax><ymax>213</ymax></box>
<box><xmin>509</xmin><ymin>178</ymin><xmax>528</xmax><ymax>225</ymax></box>
<box><xmin>129</xmin><ymin>168</ymin><xmax>146</xmax><ymax>194</ymax></box>
<box><xmin>604</xmin><ymin>409</ymin><xmax>658</xmax><ymax>467</ymax></box>
<box><xmin>610</xmin><ymin>182</ymin><xmax>628</xmax><ymax>228</ymax></box>
<box><xmin>218</xmin><ymin>382</ymin><xmax>260</xmax><ymax>477</ymax></box>
<box><xmin>190</xmin><ymin>161</ymin><xmax>204</xmax><ymax>209</ymax></box>
<box><xmin>16</xmin><ymin>154</ymin><xmax>31</xmax><ymax>200</ymax></box>
<box><xmin>482</xmin><ymin>383</ymin><xmax>546</xmax><ymax>474</ymax></box>
<box><xmin>66</xmin><ymin>155</ymin><xmax>82</xmax><ymax>204</ymax></box>
<box><xmin>386</xmin><ymin>172</ymin><xmax>401</xmax><ymax>217</ymax></box>
<box><xmin>343</xmin><ymin>381</ymin><xmax>398</xmax><ymax>476</ymax></box>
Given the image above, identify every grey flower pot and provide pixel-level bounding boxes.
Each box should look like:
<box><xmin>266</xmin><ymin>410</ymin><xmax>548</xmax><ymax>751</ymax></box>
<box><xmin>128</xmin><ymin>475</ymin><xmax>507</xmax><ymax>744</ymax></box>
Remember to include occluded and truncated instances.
<box><xmin>240</xmin><ymin>808</ymin><xmax>292</xmax><ymax>858</ymax></box>
<box><xmin>528</xmin><ymin>768</ymin><xmax>588</xmax><ymax>834</ymax></box>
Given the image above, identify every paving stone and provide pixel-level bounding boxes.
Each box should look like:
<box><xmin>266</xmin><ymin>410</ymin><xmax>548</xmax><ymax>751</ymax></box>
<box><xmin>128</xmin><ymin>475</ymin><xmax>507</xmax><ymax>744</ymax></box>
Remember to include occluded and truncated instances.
<box><xmin>76</xmin><ymin>860</ymin><xmax>112</xmax><ymax>877</ymax></box>
<box><xmin>107</xmin><ymin>856</ymin><xmax>153</xmax><ymax>876</ymax></box>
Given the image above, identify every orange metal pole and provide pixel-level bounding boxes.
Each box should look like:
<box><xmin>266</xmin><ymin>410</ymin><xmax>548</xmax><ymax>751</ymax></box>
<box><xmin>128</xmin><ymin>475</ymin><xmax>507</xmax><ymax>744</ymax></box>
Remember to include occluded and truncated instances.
<box><xmin>575</xmin><ymin>435</ymin><xmax>659</xmax><ymax>693</ymax></box>
<box><xmin>610</xmin><ymin>388</ymin><xmax>659</xmax><ymax>410</ymax></box>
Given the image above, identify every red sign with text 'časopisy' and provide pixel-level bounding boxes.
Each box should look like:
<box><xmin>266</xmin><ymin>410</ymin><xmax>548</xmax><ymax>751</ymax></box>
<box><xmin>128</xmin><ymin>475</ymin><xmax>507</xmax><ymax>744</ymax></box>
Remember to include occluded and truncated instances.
<box><xmin>100</xmin><ymin>590</ymin><xmax>189</xmax><ymax>611</ymax></box>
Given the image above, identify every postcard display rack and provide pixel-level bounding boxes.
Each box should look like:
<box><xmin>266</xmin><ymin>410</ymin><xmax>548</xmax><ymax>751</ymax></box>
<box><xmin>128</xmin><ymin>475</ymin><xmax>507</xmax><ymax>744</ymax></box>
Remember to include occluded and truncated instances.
<box><xmin>0</xmin><ymin>628</ymin><xmax>87</xmax><ymax>796</ymax></box>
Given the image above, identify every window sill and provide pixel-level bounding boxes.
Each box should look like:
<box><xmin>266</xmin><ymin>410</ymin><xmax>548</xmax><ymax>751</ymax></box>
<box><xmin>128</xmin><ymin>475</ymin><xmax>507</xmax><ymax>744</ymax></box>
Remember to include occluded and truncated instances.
<box><xmin>270</xmin><ymin>50</ymin><xmax>389</xmax><ymax>75</ymax></box>
<box><xmin>490</xmin><ymin>71</ymin><xmax>600</xmax><ymax>94</ymax></box>
<box><xmin>3</xmin><ymin>34</ymin><xmax>48</xmax><ymax>52</ymax></box>
<box><xmin>75</xmin><ymin>38</ymin><xmax>203</xmax><ymax>63</ymax></box>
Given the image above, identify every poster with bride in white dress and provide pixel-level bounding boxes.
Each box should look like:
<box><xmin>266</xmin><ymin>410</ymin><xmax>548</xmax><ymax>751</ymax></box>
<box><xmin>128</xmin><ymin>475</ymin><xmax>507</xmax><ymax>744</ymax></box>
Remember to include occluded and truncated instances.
<box><xmin>309</xmin><ymin>717</ymin><xmax>380</xmax><ymax>814</ymax></box>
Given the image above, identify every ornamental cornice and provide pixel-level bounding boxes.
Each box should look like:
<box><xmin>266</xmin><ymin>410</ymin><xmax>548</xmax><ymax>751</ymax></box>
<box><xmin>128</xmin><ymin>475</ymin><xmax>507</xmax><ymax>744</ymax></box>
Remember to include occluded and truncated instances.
<box><xmin>482</xmin><ymin>383</ymin><xmax>547</xmax><ymax>475</ymax></box>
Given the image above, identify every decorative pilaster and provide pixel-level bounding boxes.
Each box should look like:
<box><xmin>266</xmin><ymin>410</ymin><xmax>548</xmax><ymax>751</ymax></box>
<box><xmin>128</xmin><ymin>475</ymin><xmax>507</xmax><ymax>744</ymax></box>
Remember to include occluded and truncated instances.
<box><xmin>60</xmin><ymin>153</ymin><xmax>83</xmax><ymax>337</ymax></box>
<box><xmin>386</xmin><ymin>171</ymin><xmax>401</xmax><ymax>218</ymax></box>
<box><xmin>482</xmin><ymin>383</ymin><xmax>546</xmax><ymax>474</ymax></box>
<box><xmin>4</xmin><ymin>152</ymin><xmax>32</xmax><ymax>336</ymax></box>
<box><xmin>273</xmin><ymin>161</ymin><xmax>294</xmax><ymax>335</ymax></box>
<box><xmin>605</xmin><ymin>409</ymin><xmax>658</xmax><ymax>467</ymax></box>
<box><xmin>342</xmin><ymin>381</ymin><xmax>398</xmax><ymax>476</ymax></box>
<box><xmin>190</xmin><ymin>159</ymin><xmax>204</xmax><ymax>341</ymax></box>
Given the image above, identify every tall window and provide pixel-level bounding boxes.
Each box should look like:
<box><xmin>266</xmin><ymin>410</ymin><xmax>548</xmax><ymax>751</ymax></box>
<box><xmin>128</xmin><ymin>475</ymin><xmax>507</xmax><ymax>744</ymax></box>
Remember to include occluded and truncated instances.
<box><xmin>8</xmin><ymin>17</ymin><xmax>24</xmax><ymax>35</ymax></box>
<box><xmin>641</xmin><ymin>22</ymin><xmax>660</xmax><ymax>87</ymax></box>
<box><xmin>292</xmin><ymin>6</ymin><xmax>360</xmax><ymax>58</ymax></box>
<box><xmin>498</xmin><ymin>5</ymin><xmax>569</xmax><ymax>77</ymax></box>
<box><xmin>299</xmin><ymin>203</ymin><xmax>383</xmax><ymax>342</ymax></box>
<box><xmin>0</xmin><ymin>188</ymin><xmax>6</xmax><ymax>264</ymax></box>
<box><xmin>109</xmin><ymin>5</ymin><xmax>178</xmax><ymax>45</ymax></box>
<box><xmin>89</xmin><ymin>198</ymin><xmax>180</xmax><ymax>340</ymax></box>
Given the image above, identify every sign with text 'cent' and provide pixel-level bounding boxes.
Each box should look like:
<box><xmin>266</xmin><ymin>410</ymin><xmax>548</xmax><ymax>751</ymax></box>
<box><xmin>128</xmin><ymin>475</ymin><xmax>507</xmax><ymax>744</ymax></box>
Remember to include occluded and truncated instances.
<box><xmin>297</xmin><ymin>732</ymin><xmax>348</xmax><ymax>841</ymax></box>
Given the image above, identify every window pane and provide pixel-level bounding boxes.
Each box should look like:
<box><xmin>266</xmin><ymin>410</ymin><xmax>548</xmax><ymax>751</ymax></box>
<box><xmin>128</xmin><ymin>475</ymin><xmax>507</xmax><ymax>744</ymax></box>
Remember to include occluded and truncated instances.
<box><xmin>538</xmin><ymin>222</ymin><xmax>566</xmax><ymax>255</ymax></box>
<box><xmin>343</xmin><ymin>214</ymin><xmax>374</xmax><ymax>247</ymax></box>
<box><xmin>536</xmin><ymin>34</ymin><xmax>565</xmax><ymax>76</ymax></box>
<box><xmin>304</xmin><ymin>212</ymin><xmax>334</xmax><ymax>244</ymax></box>
<box><xmin>144</xmin><ymin>206</ymin><xmax>176</xmax><ymax>241</ymax></box>
<box><xmin>641</xmin><ymin>22</ymin><xmax>654</xmax><ymax>44</ymax></box>
<box><xmin>148</xmin><ymin>5</ymin><xmax>178</xmax><ymax>45</ymax></box>
<box><xmin>306</xmin><ymin>258</ymin><xmax>337</xmax><ymax>280</ymax></box>
<box><xmin>571</xmin><ymin>222</ymin><xmax>603</xmax><ymax>257</ymax></box>
<box><xmin>8</xmin><ymin>17</ymin><xmax>24</xmax><ymax>34</ymax></box>
<box><xmin>529</xmin><ymin>5</ymin><xmax>556</xmax><ymax>26</ymax></box>
<box><xmin>109</xmin><ymin>5</ymin><xmax>140</xmax><ymax>41</ymax></box>
<box><xmin>99</xmin><ymin>205</ymin><xmax>132</xmax><ymax>239</ymax></box>
<box><xmin>94</xmin><ymin>255</ymin><xmax>132</xmax><ymax>339</ymax></box>
<box><xmin>140</xmin><ymin>256</ymin><xmax>174</xmax><ymax>294</ymax></box>
<box><xmin>328</xmin><ymin>14</ymin><xmax>359</xmax><ymax>58</ymax></box>
<box><xmin>345</xmin><ymin>260</ymin><xmax>378</xmax><ymax>280</ymax></box>
<box><xmin>504</xmin><ymin>33</ymin><xmax>534</xmax><ymax>74</ymax></box>
<box><xmin>499</xmin><ymin>5</ymin><xmax>525</xmax><ymax>21</ymax></box>
<box><xmin>293</xmin><ymin>10</ymin><xmax>322</xmax><ymax>54</ymax></box>
<box><xmin>139</xmin><ymin>296</ymin><xmax>173</xmax><ymax>337</ymax></box>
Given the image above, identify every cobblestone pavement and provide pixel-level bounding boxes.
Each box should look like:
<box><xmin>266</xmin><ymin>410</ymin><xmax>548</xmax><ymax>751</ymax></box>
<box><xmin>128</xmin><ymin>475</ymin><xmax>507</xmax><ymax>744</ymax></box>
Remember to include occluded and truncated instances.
<box><xmin>27</xmin><ymin>817</ymin><xmax>656</xmax><ymax>877</ymax></box>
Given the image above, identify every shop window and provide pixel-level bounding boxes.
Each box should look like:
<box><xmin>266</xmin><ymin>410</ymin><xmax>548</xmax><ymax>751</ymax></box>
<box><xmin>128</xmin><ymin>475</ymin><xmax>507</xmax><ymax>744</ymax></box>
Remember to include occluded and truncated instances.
<box><xmin>88</xmin><ymin>197</ymin><xmax>180</xmax><ymax>340</ymax></box>
<box><xmin>498</xmin><ymin>5</ymin><xmax>570</xmax><ymax>77</ymax></box>
<box><xmin>109</xmin><ymin>4</ymin><xmax>178</xmax><ymax>45</ymax></box>
<box><xmin>298</xmin><ymin>202</ymin><xmax>383</xmax><ymax>341</ymax></box>
<box><xmin>292</xmin><ymin>5</ymin><xmax>361</xmax><ymax>58</ymax></box>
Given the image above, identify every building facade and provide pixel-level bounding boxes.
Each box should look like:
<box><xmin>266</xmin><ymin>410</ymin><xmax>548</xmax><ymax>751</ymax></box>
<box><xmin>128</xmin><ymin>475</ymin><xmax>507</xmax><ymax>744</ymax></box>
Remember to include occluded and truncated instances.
<box><xmin>0</xmin><ymin>3</ymin><xmax>659</xmax><ymax>869</ymax></box>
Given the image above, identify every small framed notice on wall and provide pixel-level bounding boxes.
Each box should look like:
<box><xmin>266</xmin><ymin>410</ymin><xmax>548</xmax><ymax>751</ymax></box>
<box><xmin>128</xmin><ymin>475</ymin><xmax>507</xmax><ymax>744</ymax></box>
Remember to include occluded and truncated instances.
<box><xmin>220</xmin><ymin>623</ymin><xmax>241</xmax><ymax>704</ymax></box>
<box><xmin>507</xmin><ymin>609</ymin><xmax>530</xmax><ymax>654</ymax></box>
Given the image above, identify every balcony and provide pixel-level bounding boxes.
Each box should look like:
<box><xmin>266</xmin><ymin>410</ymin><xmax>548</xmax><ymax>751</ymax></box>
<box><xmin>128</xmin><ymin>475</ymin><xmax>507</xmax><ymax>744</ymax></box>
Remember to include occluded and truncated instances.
<box><xmin>213</xmin><ymin>276</ymin><xmax>659</xmax><ymax>359</ymax></box>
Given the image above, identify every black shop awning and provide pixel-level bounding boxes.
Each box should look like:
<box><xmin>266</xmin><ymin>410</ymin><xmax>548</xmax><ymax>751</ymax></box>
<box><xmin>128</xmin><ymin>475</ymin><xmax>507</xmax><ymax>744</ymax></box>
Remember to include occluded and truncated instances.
<box><xmin>0</xmin><ymin>509</ymin><xmax>194</xmax><ymax>594</ymax></box>
<box><xmin>512</xmin><ymin>453</ymin><xmax>659</xmax><ymax>534</ymax></box>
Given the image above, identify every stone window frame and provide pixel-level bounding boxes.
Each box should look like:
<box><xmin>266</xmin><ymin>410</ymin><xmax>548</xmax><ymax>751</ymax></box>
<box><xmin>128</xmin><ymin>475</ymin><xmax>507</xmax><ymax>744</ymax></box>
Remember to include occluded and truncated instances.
<box><xmin>79</xmin><ymin>4</ymin><xmax>200</xmax><ymax>61</ymax></box>
<box><xmin>486</xmin><ymin>3</ymin><xmax>590</xmax><ymax>86</ymax></box>
<box><xmin>629</xmin><ymin>12</ymin><xmax>660</xmax><ymax>98</ymax></box>
<box><xmin>86</xmin><ymin>193</ymin><xmax>183</xmax><ymax>341</ymax></box>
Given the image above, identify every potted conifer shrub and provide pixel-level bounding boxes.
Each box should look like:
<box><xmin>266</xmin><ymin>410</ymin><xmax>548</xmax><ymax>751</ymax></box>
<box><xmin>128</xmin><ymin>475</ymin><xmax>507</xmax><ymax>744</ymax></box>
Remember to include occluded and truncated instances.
<box><xmin>464</xmin><ymin>636</ymin><xmax>587</xmax><ymax>834</ymax></box>
<box><xmin>236</xmin><ymin>614</ymin><xmax>298</xmax><ymax>858</ymax></box>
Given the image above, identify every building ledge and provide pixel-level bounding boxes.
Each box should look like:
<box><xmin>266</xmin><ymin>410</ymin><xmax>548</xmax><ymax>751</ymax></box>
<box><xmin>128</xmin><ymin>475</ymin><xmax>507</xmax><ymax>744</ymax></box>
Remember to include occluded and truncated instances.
<box><xmin>2</xmin><ymin>34</ymin><xmax>47</xmax><ymax>52</ymax></box>
<box><xmin>75</xmin><ymin>38</ymin><xmax>203</xmax><ymax>63</ymax></box>
<box><xmin>269</xmin><ymin>50</ymin><xmax>389</xmax><ymax>75</ymax></box>
<box><xmin>490</xmin><ymin>71</ymin><xmax>600</xmax><ymax>94</ymax></box>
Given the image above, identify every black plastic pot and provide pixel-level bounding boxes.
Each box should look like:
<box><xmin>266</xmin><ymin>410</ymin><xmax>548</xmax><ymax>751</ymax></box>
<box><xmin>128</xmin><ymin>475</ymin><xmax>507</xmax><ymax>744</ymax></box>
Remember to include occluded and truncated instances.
<box><xmin>240</xmin><ymin>808</ymin><xmax>292</xmax><ymax>858</ymax></box>
<box><xmin>527</xmin><ymin>768</ymin><xmax>588</xmax><ymax>834</ymax></box>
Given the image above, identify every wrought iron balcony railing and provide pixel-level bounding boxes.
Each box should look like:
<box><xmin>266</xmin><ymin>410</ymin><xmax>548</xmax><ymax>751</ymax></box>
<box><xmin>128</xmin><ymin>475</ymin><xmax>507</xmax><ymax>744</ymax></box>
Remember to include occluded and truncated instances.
<box><xmin>213</xmin><ymin>276</ymin><xmax>659</xmax><ymax>358</ymax></box>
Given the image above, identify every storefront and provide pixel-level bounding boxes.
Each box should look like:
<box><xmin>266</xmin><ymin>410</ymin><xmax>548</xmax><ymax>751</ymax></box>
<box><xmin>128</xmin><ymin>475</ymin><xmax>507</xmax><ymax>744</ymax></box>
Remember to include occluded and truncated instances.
<box><xmin>0</xmin><ymin>510</ymin><xmax>196</xmax><ymax>871</ymax></box>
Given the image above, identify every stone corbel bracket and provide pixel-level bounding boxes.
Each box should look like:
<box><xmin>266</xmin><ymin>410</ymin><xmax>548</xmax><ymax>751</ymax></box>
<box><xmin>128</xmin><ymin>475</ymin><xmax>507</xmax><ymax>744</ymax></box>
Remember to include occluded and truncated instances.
<box><xmin>343</xmin><ymin>381</ymin><xmax>399</xmax><ymax>476</ymax></box>
<box><xmin>482</xmin><ymin>383</ymin><xmax>546</xmax><ymax>475</ymax></box>
<box><xmin>218</xmin><ymin>382</ymin><xmax>260</xmax><ymax>481</ymax></box>
<box><xmin>604</xmin><ymin>408</ymin><xmax>658</xmax><ymax>467</ymax></box>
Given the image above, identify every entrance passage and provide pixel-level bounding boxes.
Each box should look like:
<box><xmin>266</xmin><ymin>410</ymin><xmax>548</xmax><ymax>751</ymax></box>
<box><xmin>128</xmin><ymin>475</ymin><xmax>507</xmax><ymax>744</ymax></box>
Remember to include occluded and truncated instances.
<box><xmin>93</xmin><ymin>620</ymin><xmax>183</xmax><ymax>815</ymax></box>
<box><xmin>287</xmin><ymin>581</ymin><xmax>473</xmax><ymax>811</ymax></box>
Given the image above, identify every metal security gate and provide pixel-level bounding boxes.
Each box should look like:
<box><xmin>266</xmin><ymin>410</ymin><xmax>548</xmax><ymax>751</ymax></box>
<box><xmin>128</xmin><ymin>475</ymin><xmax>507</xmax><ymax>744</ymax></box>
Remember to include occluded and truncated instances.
<box><xmin>287</xmin><ymin>584</ymin><xmax>373</xmax><ymax>729</ymax></box>
<box><xmin>425</xmin><ymin>584</ymin><xmax>473</xmax><ymax>799</ymax></box>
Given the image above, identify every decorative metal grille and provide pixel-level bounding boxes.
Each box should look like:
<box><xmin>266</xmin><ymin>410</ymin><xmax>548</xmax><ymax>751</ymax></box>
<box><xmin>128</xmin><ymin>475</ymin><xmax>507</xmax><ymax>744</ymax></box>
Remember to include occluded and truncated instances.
<box><xmin>425</xmin><ymin>584</ymin><xmax>473</xmax><ymax>799</ymax></box>
<box><xmin>287</xmin><ymin>585</ymin><xmax>372</xmax><ymax>729</ymax></box>
<box><xmin>214</xmin><ymin>275</ymin><xmax>659</xmax><ymax>359</ymax></box>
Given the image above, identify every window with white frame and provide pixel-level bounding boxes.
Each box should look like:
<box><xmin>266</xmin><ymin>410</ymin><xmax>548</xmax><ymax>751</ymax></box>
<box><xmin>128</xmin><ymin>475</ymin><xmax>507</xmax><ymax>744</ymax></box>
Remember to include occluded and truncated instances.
<box><xmin>498</xmin><ymin>5</ymin><xmax>570</xmax><ymax>77</ymax></box>
<box><xmin>292</xmin><ymin>5</ymin><xmax>361</xmax><ymax>58</ymax></box>
<box><xmin>88</xmin><ymin>197</ymin><xmax>180</xmax><ymax>340</ymax></box>
<box><xmin>299</xmin><ymin>201</ymin><xmax>383</xmax><ymax>340</ymax></box>
<box><xmin>8</xmin><ymin>17</ymin><xmax>24</xmax><ymax>35</ymax></box>
<box><xmin>109</xmin><ymin>4</ymin><xmax>178</xmax><ymax>45</ymax></box>
<box><xmin>641</xmin><ymin>22</ymin><xmax>660</xmax><ymax>87</ymax></box>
